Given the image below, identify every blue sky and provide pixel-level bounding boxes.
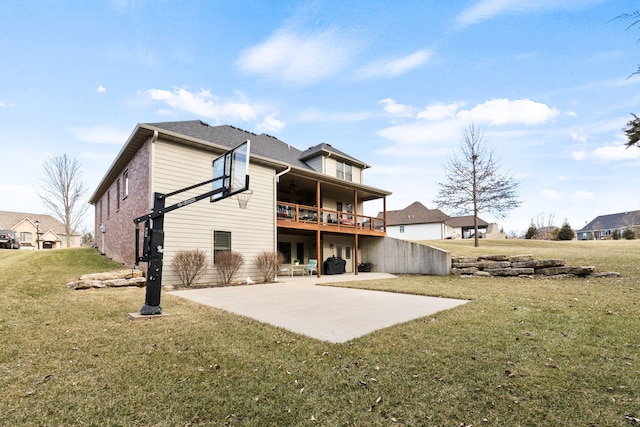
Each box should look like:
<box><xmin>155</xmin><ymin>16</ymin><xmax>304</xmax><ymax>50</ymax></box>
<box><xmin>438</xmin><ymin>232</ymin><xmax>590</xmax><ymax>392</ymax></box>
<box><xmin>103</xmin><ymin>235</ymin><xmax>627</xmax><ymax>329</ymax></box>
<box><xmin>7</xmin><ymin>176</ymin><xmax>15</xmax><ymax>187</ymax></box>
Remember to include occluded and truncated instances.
<box><xmin>1</xmin><ymin>0</ymin><xmax>639</xmax><ymax>235</ymax></box>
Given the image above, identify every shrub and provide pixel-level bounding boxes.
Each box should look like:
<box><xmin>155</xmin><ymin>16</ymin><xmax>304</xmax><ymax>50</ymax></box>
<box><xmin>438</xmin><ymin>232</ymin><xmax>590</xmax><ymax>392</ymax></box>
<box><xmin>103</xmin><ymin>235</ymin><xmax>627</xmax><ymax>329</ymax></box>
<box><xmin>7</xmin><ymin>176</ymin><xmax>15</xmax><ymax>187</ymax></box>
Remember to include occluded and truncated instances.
<box><xmin>557</xmin><ymin>220</ymin><xmax>575</xmax><ymax>241</ymax></box>
<box><xmin>623</xmin><ymin>228</ymin><xmax>636</xmax><ymax>240</ymax></box>
<box><xmin>612</xmin><ymin>229</ymin><xmax>621</xmax><ymax>240</ymax></box>
<box><xmin>216</xmin><ymin>251</ymin><xmax>244</xmax><ymax>285</ymax></box>
<box><xmin>255</xmin><ymin>251</ymin><xmax>284</xmax><ymax>282</ymax></box>
<box><xmin>171</xmin><ymin>249</ymin><xmax>207</xmax><ymax>287</ymax></box>
<box><xmin>525</xmin><ymin>224</ymin><xmax>537</xmax><ymax>239</ymax></box>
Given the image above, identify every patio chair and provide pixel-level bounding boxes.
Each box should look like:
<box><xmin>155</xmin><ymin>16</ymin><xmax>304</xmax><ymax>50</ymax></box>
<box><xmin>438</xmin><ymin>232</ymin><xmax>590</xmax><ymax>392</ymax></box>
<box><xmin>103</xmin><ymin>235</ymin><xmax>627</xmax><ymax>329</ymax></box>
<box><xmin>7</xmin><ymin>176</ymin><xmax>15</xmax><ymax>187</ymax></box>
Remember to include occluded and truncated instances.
<box><xmin>304</xmin><ymin>259</ymin><xmax>317</xmax><ymax>276</ymax></box>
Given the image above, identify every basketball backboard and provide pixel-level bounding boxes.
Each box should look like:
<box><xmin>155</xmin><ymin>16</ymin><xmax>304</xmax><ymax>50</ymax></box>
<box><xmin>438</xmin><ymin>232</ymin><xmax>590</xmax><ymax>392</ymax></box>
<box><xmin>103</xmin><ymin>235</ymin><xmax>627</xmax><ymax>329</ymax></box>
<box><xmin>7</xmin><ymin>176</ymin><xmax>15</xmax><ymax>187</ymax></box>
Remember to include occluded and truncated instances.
<box><xmin>211</xmin><ymin>140</ymin><xmax>250</xmax><ymax>202</ymax></box>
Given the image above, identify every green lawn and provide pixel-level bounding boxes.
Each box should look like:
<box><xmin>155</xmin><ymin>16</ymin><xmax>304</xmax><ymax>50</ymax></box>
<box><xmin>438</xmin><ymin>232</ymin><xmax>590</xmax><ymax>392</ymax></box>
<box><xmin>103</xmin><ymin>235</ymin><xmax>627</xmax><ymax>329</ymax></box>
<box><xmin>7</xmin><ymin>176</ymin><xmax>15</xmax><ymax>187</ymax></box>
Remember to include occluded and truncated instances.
<box><xmin>1</xmin><ymin>242</ymin><xmax>639</xmax><ymax>426</ymax></box>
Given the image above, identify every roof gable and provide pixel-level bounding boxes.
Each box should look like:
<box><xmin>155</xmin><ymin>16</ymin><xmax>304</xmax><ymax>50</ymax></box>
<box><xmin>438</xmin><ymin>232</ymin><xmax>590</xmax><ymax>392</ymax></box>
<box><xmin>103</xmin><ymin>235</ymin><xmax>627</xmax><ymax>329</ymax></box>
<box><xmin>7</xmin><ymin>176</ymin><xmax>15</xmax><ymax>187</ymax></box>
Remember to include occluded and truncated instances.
<box><xmin>299</xmin><ymin>143</ymin><xmax>370</xmax><ymax>169</ymax></box>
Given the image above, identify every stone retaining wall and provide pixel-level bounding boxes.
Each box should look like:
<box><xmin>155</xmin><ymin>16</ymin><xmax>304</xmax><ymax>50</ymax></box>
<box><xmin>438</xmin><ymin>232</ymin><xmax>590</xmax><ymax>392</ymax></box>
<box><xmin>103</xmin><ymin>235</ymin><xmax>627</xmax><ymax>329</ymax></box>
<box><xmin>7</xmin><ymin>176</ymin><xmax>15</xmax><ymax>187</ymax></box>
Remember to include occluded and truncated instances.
<box><xmin>451</xmin><ymin>254</ymin><xmax>619</xmax><ymax>278</ymax></box>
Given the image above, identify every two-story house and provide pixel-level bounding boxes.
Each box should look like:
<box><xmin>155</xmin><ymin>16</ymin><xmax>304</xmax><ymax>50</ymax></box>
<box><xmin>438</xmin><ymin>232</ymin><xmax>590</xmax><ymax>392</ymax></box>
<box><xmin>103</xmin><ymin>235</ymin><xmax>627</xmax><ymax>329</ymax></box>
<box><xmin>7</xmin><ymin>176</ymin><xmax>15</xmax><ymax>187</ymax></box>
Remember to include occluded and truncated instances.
<box><xmin>89</xmin><ymin>120</ymin><xmax>393</xmax><ymax>286</ymax></box>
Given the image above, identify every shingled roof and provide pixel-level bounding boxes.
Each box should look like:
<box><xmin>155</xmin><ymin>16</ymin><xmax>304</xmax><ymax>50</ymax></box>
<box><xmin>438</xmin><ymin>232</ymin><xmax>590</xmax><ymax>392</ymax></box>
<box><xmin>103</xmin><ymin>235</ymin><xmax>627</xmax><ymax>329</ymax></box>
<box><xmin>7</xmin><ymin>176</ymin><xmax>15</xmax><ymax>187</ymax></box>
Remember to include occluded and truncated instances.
<box><xmin>382</xmin><ymin>201</ymin><xmax>450</xmax><ymax>226</ymax></box>
<box><xmin>577</xmin><ymin>209</ymin><xmax>640</xmax><ymax>232</ymax></box>
<box><xmin>147</xmin><ymin>121</ymin><xmax>313</xmax><ymax>170</ymax></box>
<box><xmin>0</xmin><ymin>210</ymin><xmax>75</xmax><ymax>235</ymax></box>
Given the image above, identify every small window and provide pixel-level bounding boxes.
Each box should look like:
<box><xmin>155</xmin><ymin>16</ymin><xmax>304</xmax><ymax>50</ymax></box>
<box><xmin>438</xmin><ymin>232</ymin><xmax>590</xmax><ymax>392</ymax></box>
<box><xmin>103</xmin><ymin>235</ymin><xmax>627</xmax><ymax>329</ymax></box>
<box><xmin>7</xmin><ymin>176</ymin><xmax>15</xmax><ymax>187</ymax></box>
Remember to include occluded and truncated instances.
<box><xmin>116</xmin><ymin>178</ymin><xmax>121</xmax><ymax>210</ymax></box>
<box><xmin>213</xmin><ymin>230</ymin><xmax>231</xmax><ymax>264</ymax></box>
<box><xmin>400</xmin><ymin>225</ymin><xmax>405</xmax><ymax>233</ymax></box>
<box><xmin>20</xmin><ymin>232</ymin><xmax>32</xmax><ymax>242</ymax></box>
<box><xmin>107</xmin><ymin>190</ymin><xmax>111</xmax><ymax>217</ymax></box>
<box><xmin>123</xmin><ymin>170</ymin><xmax>129</xmax><ymax>198</ymax></box>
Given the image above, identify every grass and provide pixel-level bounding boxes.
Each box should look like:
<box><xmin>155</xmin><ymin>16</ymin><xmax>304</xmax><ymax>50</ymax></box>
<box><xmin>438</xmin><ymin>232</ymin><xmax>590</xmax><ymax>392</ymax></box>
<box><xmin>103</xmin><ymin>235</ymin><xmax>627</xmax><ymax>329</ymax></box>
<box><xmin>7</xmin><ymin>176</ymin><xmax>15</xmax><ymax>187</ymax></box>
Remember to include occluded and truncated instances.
<box><xmin>1</xmin><ymin>242</ymin><xmax>639</xmax><ymax>426</ymax></box>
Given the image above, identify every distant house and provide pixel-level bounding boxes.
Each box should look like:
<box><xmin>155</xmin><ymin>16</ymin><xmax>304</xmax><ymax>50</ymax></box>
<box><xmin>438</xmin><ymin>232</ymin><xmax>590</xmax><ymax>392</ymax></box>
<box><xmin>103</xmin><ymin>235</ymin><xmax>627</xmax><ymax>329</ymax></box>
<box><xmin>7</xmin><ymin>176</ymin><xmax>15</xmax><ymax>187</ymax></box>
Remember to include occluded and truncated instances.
<box><xmin>0</xmin><ymin>210</ymin><xmax>81</xmax><ymax>249</ymax></box>
<box><xmin>382</xmin><ymin>201</ymin><xmax>492</xmax><ymax>241</ymax></box>
<box><xmin>577</xmin><ymin>210</ymin><xmax>640</xmax><ymax>240</ymax></box>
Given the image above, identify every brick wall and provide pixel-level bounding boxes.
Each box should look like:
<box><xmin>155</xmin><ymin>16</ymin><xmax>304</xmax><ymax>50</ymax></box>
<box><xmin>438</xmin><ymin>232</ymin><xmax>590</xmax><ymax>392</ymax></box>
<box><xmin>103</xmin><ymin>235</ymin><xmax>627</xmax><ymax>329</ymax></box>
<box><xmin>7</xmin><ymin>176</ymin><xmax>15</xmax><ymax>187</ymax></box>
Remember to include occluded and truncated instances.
<box><xmin>94</xmin><ymin>140</ymin><xmax>150</xmax><ymax>266</ymax></box>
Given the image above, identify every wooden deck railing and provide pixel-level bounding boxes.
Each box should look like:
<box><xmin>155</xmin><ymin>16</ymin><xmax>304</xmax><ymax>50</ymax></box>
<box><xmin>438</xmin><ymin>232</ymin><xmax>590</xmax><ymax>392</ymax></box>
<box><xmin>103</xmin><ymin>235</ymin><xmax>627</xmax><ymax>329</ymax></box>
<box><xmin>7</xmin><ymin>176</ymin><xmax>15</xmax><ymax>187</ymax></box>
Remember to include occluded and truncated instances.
<box><xmin>276</xmin><ymin>202</ymin><xmax>385</xmax><ymax>232</ymax></box>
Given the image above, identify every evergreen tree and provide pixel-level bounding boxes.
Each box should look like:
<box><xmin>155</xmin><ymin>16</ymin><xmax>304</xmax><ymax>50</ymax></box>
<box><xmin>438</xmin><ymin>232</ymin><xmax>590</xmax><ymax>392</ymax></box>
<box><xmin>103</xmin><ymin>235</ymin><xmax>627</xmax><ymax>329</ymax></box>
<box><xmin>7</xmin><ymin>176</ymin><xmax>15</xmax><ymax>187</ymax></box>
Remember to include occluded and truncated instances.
<box><xmin>557</xmin><ymin>220</ymin><xmax>575</xmax><ymax>241</ymax></box>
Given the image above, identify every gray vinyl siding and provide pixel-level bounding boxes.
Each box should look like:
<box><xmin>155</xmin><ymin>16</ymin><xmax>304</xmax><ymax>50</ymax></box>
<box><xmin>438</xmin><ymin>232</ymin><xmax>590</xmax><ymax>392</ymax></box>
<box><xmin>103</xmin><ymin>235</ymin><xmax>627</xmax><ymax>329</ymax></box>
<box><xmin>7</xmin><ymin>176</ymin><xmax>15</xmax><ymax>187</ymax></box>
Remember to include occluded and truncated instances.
<box><xmin>153</xmin><ymin>138</ymin><xmax>275</xmax><ymax>286</ymax></box>
<box><xmin>304</xmin><ymin>155</ymin><xmax>323</xmax><ymax>173</ymax></box>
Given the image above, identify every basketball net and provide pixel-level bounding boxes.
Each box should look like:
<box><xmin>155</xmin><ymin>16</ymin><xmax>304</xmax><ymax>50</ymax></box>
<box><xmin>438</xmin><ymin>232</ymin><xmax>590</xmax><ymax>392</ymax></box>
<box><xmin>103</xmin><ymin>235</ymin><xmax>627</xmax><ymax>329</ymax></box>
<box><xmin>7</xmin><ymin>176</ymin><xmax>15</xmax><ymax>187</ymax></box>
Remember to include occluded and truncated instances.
<box><xmin>236</xmin><ymin>190</ymin><xmax>253</xmax><ymax>209</ymax></box>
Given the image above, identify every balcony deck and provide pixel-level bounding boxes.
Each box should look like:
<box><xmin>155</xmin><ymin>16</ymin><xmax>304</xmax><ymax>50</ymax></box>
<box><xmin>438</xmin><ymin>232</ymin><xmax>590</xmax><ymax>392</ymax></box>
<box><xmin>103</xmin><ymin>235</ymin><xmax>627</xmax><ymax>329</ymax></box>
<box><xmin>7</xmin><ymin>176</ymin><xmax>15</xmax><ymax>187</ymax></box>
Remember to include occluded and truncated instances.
<box><xmin>276</xmin><ymin>202</ymin><xmax>386</xmax><ymax>236</ymax></box>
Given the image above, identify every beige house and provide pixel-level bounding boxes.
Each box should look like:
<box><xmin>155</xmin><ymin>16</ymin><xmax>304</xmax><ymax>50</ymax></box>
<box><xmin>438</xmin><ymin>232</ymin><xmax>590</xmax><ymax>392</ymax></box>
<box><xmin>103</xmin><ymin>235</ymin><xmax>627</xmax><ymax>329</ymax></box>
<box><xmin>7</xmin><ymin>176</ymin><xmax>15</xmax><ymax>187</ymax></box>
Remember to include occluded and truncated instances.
<box><xmin>0</xmin><ymin>210</ymin><xmax>81</xmax><ymax>249</ymax></box>
<box><xmin>89</xmin><ymin>120</ymin><xmax>395</xmax><ymax>286</ymax></box>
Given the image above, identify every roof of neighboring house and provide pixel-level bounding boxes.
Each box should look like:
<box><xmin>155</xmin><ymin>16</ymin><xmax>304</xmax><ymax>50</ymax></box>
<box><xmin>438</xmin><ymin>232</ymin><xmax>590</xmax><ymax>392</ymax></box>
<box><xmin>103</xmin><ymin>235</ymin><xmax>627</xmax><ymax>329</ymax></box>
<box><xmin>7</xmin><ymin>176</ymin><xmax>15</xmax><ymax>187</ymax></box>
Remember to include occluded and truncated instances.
<box><xmin>382</xmin><ymin>201</ymin><xmax>450</xmax><ymax>226</ymax></box>
<box><xmin>379</xmin><ymin>202</ymin><xmax>490</xmax><ymax>228</ymax></box>
<box><xmin>299</xmin><ymin>143</ymin><xmax>370</xmax><ymax>169</ymax></box>
<box><xmin>577</xmin><ymin>209</ymin><xmax>640</xmax><ymax>232</ymax></box>
<box><xmin>0</xmin><ymin>211</ymin><xmax>77</xmax><ymax>235</ymax></box>
<box><xmin>90</xmin><ymin>120</ymin><xmax>388</xmax><ymax>204</ymax></box>
<box><xmin>446</xmin><ymin>215</ymin><xmax>489</xmax><ymax>228</ymax></box>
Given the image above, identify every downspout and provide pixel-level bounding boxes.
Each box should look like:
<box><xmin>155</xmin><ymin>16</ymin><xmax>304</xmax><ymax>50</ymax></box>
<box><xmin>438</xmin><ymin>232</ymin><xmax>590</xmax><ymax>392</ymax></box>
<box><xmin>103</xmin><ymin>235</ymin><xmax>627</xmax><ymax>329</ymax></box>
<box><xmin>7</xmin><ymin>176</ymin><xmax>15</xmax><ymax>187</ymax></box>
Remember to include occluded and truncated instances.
<box><xmin>274</xmin><ymin>166</ymin><xmax>291</xmax><ymax>250</ymax></box>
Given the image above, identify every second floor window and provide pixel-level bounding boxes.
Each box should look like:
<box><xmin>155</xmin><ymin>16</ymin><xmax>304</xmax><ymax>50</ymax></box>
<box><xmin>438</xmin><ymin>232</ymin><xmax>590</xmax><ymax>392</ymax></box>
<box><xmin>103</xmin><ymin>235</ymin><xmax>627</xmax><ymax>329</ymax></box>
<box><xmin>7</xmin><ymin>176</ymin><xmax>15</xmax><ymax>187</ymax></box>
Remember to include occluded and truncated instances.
<box><xmin>336</xmin><ymin>162</ymin><xmax>352</xmax><ymax>181</ymax></box>
<box><xmin>116</xmin><ymin>178</ymin><xmax>121</xmax><ymax>210</ymax></box>
<box><xmin>123</xmin><ymin>170</ymin><xmax>129</xmax><ymax>198</ymax></box>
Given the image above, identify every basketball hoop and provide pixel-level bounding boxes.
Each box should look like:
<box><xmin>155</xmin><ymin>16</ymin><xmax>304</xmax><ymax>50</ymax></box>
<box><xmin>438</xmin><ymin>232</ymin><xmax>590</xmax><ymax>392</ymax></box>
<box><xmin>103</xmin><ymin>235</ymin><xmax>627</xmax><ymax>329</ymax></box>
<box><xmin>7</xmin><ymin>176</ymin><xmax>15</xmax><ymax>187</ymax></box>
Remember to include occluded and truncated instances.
<box><xmin>236</xmin><ymin>190</ymin><xmax>253</xmax><ymax>209</ymax></box>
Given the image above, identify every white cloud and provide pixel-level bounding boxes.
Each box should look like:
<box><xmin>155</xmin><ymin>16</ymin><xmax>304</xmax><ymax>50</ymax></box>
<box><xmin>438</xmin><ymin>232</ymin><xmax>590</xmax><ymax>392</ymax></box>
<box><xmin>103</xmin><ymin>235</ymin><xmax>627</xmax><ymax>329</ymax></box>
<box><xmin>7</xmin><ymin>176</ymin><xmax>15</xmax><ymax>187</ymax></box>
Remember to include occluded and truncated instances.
<box><xmin>0</xmin><ymin>101</ymin><xmax>5</xmax><ymax>107</ymax></box>
<box><xmin>574</xmin><ymin>191</ymin><xmax>595</xmax><ymax>199</ymax></box>
<box><xmin>541</xmin><ymin>189</ymin><xmax>559</xmax><ymax>199</ymax></box>
<box><xmin>146</xmin><ymin>88</ymin><xmax>257</xmax><ymax>123</ymax></box>
<box><xmin>417</xmin><ymin>102</ymin><xmax>465</xmax><ymax>121</ymax></box>
<box><xmin>257</xmin><ymin>114</ymin><xmax>286</xmax><ymax>134</ymax></box>
<box><xmin>67</xmin><ymin>125</ymin><xmax>130</xmax><ymax>144</ymax></box>
<box><xmin>592</xmin><ymin>145</ymin><xmax>640</xmax><ymax>161</ymax></box>
<box><xmin>237</xmin><ymin>28</ymin><xmax>357</xmax><ymax>85</ymax></box>
<box><xmin>573</xmin><ymin>144</ymin><xmax>640</xmax><ymax>162</ymax></box>
<box><xmin>456</xmin><ymin>98</ymin><xmax>559</xmax><ymax>125</ymax></box>
<box><xmin>97</xmin><ymin>86</ymin><xmax>106</xmax><ymax>93</ymax></box>
<box><xmin>454</xmin><ymin>0</ymin><xmax>601</xmax><ymax>28</ymax></box>
<box><xmin>357</xmin><ymin>50</ymin><xmax>432</xmax><ymax>79</ymax></box>
<box><xmin>379</xmin><ymin>98</ymin><xmax>413</xmax><ymax>117</ymax></box>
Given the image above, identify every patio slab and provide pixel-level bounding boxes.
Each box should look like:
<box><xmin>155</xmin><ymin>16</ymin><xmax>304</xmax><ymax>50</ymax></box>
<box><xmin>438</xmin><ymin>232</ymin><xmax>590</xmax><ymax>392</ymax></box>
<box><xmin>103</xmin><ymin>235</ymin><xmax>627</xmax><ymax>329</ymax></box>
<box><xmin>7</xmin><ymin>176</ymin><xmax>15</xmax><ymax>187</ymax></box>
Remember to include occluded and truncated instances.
<box><xmin>169</xmin><ymin>273</ymin><xmax>468</xmax><ymax>343</ymax></box>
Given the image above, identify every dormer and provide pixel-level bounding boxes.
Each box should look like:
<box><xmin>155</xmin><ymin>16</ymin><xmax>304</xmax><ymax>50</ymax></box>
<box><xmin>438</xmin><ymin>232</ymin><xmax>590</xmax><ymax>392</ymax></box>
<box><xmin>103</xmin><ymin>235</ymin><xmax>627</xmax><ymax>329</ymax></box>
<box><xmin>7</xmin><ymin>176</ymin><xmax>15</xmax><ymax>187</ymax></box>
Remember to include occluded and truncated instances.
<box><xmin>299</xmin><ymin>143</ymin><xmax>370</xmax><ymax>184</ymax></box>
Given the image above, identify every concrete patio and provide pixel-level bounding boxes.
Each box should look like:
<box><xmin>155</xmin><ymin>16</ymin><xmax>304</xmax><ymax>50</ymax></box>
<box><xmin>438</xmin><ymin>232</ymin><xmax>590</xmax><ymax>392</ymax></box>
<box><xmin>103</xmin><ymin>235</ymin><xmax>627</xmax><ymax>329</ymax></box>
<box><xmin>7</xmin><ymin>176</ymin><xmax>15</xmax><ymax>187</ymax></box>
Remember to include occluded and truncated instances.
<box><xmin>169</xmin><ymin>272</ymin><xmax>468</xmax><ymax>343</ymax></box>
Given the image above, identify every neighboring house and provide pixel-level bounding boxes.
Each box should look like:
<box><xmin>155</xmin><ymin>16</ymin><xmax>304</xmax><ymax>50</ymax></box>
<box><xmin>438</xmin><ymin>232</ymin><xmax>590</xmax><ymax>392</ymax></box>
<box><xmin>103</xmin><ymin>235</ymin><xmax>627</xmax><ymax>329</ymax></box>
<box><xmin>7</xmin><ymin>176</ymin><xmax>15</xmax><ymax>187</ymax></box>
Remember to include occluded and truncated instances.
<box><xmin>0</xmin><ymin>210</ymin><xmax>81</xmax><ymax>249</ymax></box>
<box><xmin>577</xmin><ymin>209</ymin><xmax>640</xmax><ymax>240</ymax></box>
<box><xmin>89</xmin><ymin>120</ymin><xmax>393</xmax><ymax>286</ymax></box>
<box><xmin>383</xmin><ymin>201</ymin><xmax>491</xmax><ymax>240</ymax></box>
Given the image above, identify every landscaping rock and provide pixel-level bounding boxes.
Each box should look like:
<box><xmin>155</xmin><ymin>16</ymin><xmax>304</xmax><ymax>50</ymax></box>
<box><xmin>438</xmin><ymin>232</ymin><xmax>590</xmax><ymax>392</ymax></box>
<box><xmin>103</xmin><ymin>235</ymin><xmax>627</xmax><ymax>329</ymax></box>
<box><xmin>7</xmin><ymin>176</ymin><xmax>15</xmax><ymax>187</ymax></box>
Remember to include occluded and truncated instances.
<box><xmin>67</xmin><ymin>269</ymin><xmax>146</xmax><ymax>290</ymax></box>
<box><xmin>479</xmin><ymin>254</ymin><xmax>509</xmax><ymax>261</ymax></box>
<box><xmin>451</xmin><ymin>261</ymin><xmax>480</xmax><ymax>268</ymax></box>
<box><xmin>449</xmin><ymin>254</ymin><xmax>618</xmax><ymax>279</ymax></box>
<box><xmin>451</xmin><ymin>267</ymin><xmax>479</xmax><ymax>275</ymax></box>
<box><xmin>535</xmin><ymin>266</ymin><xmax>574</xmax><ymax>276</ymax></box>
<box><xmin>509</xmin><ymin>254</ymin><xmax>534</xmax><ymax>262</ymax></box>
<box><xmin>569</xmin><ymin>266</ymin><xmax>596</xmax><ymax>276</ymax></box>
<box><xmin>511</xmin><ymin>260</ymin><xmax>538</xmax><ymax>268</ymax></box>
<box><xmin>534</xmin><ymin>259</ymin><xmax>565</xmax><ymax>268</ymax></box>
<box><xmin>478</xmin><ymin>260</ymin><xmax>511</xmax><ymax>269</ymax></box>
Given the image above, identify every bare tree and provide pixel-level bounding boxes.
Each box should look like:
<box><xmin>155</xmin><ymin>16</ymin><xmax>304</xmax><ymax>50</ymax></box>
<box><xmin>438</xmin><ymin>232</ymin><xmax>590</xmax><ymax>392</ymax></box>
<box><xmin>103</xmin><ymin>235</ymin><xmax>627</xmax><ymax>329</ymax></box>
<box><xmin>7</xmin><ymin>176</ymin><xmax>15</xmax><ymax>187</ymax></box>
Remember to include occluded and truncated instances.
<box><xmin>531</xmin><ymin>212</ymin><xmax>557</xmax><ymax>240</ymax></box>
<box><xmin>39</xmin><ymin>154</ymin><xmax>89</xmax><ymax>247</ymax></box>
<box><xmin>434</xmin><ymin>124</ymin><xmax>521</xmax><ymax>247</ymax></box>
